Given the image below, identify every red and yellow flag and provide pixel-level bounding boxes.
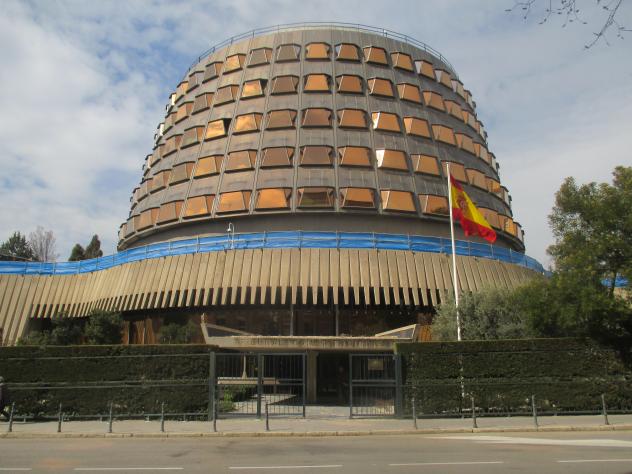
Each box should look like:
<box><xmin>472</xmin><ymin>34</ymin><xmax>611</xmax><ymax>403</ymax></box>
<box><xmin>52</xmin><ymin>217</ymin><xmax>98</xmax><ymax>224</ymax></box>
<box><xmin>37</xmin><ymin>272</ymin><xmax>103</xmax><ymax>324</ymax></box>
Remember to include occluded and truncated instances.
<box><xmin>450</xmin><ymin>175</ymin><xmax>497</xmax><ymax>243</ymax></box>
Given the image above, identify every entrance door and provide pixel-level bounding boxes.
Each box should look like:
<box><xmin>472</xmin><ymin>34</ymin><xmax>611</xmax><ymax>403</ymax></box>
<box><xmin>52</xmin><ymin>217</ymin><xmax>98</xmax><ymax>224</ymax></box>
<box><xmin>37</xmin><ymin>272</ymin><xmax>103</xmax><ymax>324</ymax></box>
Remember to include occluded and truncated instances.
<box><xmin>316</xmin><ymin>352</ymin><xmax>349</xmax><ymax>405</ymax></box>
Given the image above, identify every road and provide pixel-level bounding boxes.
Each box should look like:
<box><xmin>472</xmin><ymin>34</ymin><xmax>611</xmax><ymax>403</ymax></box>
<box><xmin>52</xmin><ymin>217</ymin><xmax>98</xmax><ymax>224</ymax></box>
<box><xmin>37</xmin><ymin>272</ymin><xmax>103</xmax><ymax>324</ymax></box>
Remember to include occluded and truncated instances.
<box><xmin>2</xmin><ymin>432</ymin><xmax>632</xmax><ymax>473</ymax></box>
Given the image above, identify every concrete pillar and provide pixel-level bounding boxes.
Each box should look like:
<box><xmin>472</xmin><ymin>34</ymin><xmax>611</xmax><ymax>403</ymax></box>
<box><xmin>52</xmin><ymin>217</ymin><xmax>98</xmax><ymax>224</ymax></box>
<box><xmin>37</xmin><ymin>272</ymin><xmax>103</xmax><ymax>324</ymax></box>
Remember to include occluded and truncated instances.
<box><xmin>289</xmin><ymin>304</ymin><xmax>295</xmax><ymax>336</ymax></box>
<box><xmin>306</xmin><ymin>351</ymin><xmax>318</xmax><ymax>403</ymax></box>
<box><xmin>334</xmin><ymin>305</ymin><xmax>340</xmax><ymax>336</ymax></box>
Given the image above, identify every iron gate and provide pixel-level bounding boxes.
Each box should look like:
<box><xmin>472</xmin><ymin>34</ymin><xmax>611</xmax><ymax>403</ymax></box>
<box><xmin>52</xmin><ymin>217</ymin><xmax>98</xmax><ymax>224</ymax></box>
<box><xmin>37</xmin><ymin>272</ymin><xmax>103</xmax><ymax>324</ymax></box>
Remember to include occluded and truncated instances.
<box><xmin>211</xmin><ymin>352</ymin><xmax>306</xmax><ymax>418</ymax></box>
<box><xmin>349</xmin><ymin>353</ymin><xmax>402</xmax><ymax>417</ymax></box>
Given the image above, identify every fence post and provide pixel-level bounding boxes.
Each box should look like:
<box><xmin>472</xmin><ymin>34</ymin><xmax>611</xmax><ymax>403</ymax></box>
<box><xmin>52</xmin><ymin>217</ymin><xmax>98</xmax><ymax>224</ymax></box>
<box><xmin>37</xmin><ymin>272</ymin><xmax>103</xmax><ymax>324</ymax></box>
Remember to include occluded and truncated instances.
<box><xmin>395</xmin><ymin>354</ymin><xmax>403</xmax><ymax>418</ymax></box>
<box><xmin>471</xmin><ymin>396</ymin><xmax>478</xmax><ymax>429</ymax></box>
<box><xmin>412</xmin><ymin>397</ymin><xmax>417</xmax><ymax>430</ymax></box>
<box><xmin>531</xmin><ymin>395</ymin><xmax>538</xmax><ymax>429</ymax></box>
<box><xmin>601</xmin><ymin>394</ymin><xmax>610</xmax><ymax>426</ymax></box>
<box><xmin>7</xmin><ymin>403</ymin><xmax>15</xmax><ymax>433</ymax></box>
<box><xmin>160</xmin><ymin>402</ymin><xmax>165</xmax><ymax>433</ymax></box>
<box><xmin>302</xmin><ymin>353</ymin><xmax>307</xmax><ymax>418</ymax></box>
<box><xmin>265</xmin><ymin>403</ymin><xmax>270</xmax><ymax>432</ymax></box>
<box><xmin>108</xmin><ymin>401</ymin><xmax>113</xmax><ymax>434</ymax></box>
<box><xmin>208</xmin><ymin>352</ymin><xmax>216</xmax><ymax>422</ymax></box>
<box><xmin>57</xmin><ymin>403</ymin><xmax>63</xmax><ymax>433</ymax></box>
<box><xmin>257</xmin><ymin>354</ymin><xmax>264</xmax><ymax>419</ymax></box>
<box><xmin>348</xmin><ymin>353</ymin><xmax>353</xmax><ymax>419</ymax></box>
<box><xmin>213</xmin><ymin>387</ymin><xmax>218</xmax><ymax>433</ymax></box>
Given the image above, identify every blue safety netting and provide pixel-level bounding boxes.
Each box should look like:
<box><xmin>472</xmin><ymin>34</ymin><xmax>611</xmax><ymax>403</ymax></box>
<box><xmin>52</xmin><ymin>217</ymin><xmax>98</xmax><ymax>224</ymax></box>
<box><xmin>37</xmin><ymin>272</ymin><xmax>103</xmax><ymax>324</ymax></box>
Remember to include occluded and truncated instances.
<box><xmin>0</xmin><ymin>231</ymin><xmax>545</xmax><ymax>276</ymax></box>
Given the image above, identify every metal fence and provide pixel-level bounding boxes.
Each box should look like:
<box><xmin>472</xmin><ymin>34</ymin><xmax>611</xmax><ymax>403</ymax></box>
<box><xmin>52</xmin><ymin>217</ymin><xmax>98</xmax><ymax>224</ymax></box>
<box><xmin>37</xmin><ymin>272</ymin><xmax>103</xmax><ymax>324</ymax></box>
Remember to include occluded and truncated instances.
<box><xmin>349</xmin><ymin>354</ymin><xmax>402</xmax><ymax>417</ymax></box>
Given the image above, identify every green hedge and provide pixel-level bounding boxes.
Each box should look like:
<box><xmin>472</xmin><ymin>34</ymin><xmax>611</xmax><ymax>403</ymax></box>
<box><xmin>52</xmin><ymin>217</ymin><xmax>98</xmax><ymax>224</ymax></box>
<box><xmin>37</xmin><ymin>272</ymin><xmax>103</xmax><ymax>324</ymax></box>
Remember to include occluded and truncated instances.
<box><xmin>396</xmin><ymin>338</ymin><xmax>632</xmax><ymax>415</ymax></box>
<box><xmin>0</xmin><ymin>345</ymin><xmax>218</xmax><ymax>417</ymax></box>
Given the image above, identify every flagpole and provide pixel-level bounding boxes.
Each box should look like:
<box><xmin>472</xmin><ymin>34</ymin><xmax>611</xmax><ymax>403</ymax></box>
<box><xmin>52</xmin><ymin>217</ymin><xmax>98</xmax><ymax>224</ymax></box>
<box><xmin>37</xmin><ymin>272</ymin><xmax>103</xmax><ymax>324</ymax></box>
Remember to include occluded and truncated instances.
<box><xmin>446</xmin><ymin>163</ymin><xmax>462</xmax><ymax>341</ymax></box>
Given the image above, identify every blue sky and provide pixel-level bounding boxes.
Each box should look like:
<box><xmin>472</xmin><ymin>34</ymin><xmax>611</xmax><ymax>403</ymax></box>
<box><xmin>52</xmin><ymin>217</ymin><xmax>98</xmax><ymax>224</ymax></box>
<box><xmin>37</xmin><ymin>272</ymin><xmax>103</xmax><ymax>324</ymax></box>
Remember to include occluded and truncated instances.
<box><xmin>0</xmin><ymin>0</ymin><xmax>630</xmax><ymax>265</ymax></box>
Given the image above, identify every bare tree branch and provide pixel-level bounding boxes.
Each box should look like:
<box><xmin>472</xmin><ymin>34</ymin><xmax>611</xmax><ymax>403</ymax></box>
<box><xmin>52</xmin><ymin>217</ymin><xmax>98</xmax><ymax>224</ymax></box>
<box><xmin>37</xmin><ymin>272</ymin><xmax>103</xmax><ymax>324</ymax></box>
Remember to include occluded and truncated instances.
<box><xmin>28</xmin><ymin>226</ymin><xmax>58</xmax><ymax>262</ymax></box>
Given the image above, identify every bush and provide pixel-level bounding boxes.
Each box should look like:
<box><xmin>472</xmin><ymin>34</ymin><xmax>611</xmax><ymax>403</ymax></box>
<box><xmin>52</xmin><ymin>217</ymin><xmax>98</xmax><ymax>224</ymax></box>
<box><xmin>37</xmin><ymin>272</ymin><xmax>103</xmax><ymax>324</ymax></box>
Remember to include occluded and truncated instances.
<box><xmin>84</xmin><ymin>311</ymin><xmax>123</xmax><ymax>344</ymax></box>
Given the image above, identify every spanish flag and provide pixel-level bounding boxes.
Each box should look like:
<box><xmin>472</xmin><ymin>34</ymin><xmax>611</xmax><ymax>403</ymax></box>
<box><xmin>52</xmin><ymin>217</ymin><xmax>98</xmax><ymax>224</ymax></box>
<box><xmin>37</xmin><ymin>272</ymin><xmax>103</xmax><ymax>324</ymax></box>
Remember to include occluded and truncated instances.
<box><xmin>449</xmin><ymin>174</ymin><xmax>497</xmax><ymax>243</ymax></box>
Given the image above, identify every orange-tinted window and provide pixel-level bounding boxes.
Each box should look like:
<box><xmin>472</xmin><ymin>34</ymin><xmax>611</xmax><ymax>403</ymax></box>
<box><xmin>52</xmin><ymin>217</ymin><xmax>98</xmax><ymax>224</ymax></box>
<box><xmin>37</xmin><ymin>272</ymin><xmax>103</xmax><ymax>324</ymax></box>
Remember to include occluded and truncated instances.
<box><xmin>241</xmin><ymin>79</ymin><xmax>266</xmax><ymax>98</ymax></box>
<box><xmin>337</xmin><ymin>109</ymin><xmax>368</xmax><ymax>129</ymax></box>
<box><xmin>423</xmin><ymin>91</ymin><xmax>445</xmax><ymax>111</ymax></box>
<box><xmin>162</xmin><ymin>134</ymin><xmax>182</xmax><ymax>156</ymax></box>
<box><xmin>181</xmin><ymin>126</ymin><xmax>204</xmax><ymax>148</ymax></box>
<box><xmin>157</xmin><ymin>201</ymin><xmax>183</xmax><ymax>224</ymax></box>
<box><xmin>164</xmin><ymin>111</ymin><xmax>176</xmax><ymax>131</ymax></box>
<box><xmin>203</xmin><ymin>62</ymin><xmax>223</xmax><ymax>82</ymax></box>
<box><xmin>340</xmin><ymin>188</ymin><xmax>375</xmax><ymax>208</ymax></box>
<box><xmin>376</xmin><ymin>149</ymin><xmax>408</xmax><ymax>171</ymax></box>
<box><xmin>442</xmin><ymin>161</ymin><xmax>467</xmax><ymax>182</ymax></box>
<box><xmin>271</xmin><ymin>75</ymin><xmax>299</xmax><ymax>94</ymax></box>
<box><xmin>183</xmin><ymin>195</ymin><xmax>214</xmax><ymax>218</ymax></box>
<box><xmin>297</xmin><ymin>187</ymin><xmax>335</xmax><ymax>207</ymax></box>
<box><xmin>415</xmin><ymin>60</ymin><xmax>434</xmax><ymax>78</ymax></box>
<box><xmin>233</xmin><ymin>113</ymin><xmax>262</xmax><ymax>134</ymax></box>
<box><xmin>261</xmin><ymin>147</ymin><xmax>294</xmax><ymax>167</ymax></box>
<box><xmin>445</xmin><ymin>100</ymin><xmax>464</xmax><ymax>120</ymax></box>
<box><xmin>412</xmin><ymin>155</ymin><xmax>440</xmax><ymax>175</ymax></box>
<box><xmin>276</xmin><ymin>44</ymin><xmax>300</xmax><ymax>62</ymax></box>
<box><xmin>304</xmin><ymin>74</ymin><xmax>330</xmax><ymax>92</ymax></box>
<box><xmin>466</xmin><ymin>169</ymin><xmax>487</xmax><ymax>189</ymax></box>
<box><xmin>192</xmin><ymin>92</ymin><xmax>213</xmax><ymax>114</ymax></box>
<box><xmin>486</xmin><ymin>177</ymin><xmax>501</xmax><ymax>195</ymax></box>
<box><xmin>397</xmin><ymin>83</ymin><xmax>422</xmax><ymax>103</ymax></box>
<box><xmin>368</xmin><ymin>78</ymin><xmax>394</xmax><ymax>97</ymax></box>
<box><xmin>463</xmin><ymin>110</ymin><xmax>478</xmax><ymax>129</ymax></box>
<box><xmin>150</xmin><ymin>170</ymin><xmax>171</xmax><ymax>191</ymax></box>
<box><xmin>419</xmin><ymin>195</ymin><xmax>449</xmax><ymax>215</ymax></box>
<box><xmin>175</xmin><ymin>102</ymin><xmax>193</xmax><ymax>123</ymax></box>
<box><xmin>338</xmin><ymin>146</ymin><xmax>371</xmax><ymax>167</ymax></box>
<box><xmin>217</xmin><ymin>191</ymin><xmax>252</xmax><ymax>214</ymax></box>
<box><xmin>195</xmin><ymin>155</ymin><xmax>223</xmax><ymax>177</ymax></box>
<box><xmin>480</xmin><ymin>208</ymin><xmax>501</xmax><ymax>229</ymax></box>
<box><xmin>175</xmin><ymin>81</ymin><xmax>188</xmax><ymax>101</ymax></box>
<box><xmin>249</xmin><ymin>47</ymin><xmax>272</xmax><ymax>67</ymax></box>
<box><xmin>391</xmin><ymin>52</ymin><xmax>414</xmax><ymax>72</ymax></box>
<box><xmin>224</xmin><ymin>53</ymin><xmax>246</xmax><ymax>73</ymax></box>
<box><xmin>205</xmin><ymin>119</ymin><xmax>230</xmax><ymax>140</ymax></box>
<box><xmin>474</xmin><ymin>142</ymin><xmax>491</xmax><ymax>164</ymax></box>
<box><xmin>226</xmin><ymin>150</ymin><xmax>256</xmax><ymax>171</ymax></box>
<box><xmin>403</xmin><ymin>117</ymin><xmax>431</xmax><ymax>138</ymax></box>
<box><xmin>335</xmin><ymin>43</ymin><xmax>360</xmax><ymax>61</ymax></box>
<box><xmin>336</xmin><ymin>75</ymin><xmax>363</xmax><ymax>94</ymax></box>
<box><xmin>305</xmin><ymin>42</ymin><xmax>330</xmax><ymax>59</ymax></box>
<box><xmin>432</xmin><ymin>124</ymin><xmax>456</xmax><ymax>145</ymax></box>
<box><xmin>137</xmin><ymin>208</ymin><xmax>159</xmax><ymax>230</ymax></box>
<box><xmin>372</xmin><ymin>112</ymin><xmax>401</xmax><ymax>132</ymax></box>
<box><xmin>215</xmin><ymin>85</ymin><xmax>239</xmax><ymax>105</ymax></box>
<box><xmin>300</xmin><ymin>146</ymin><xmax>333</xmax><ymax>166</ymax></box>
<box><xmin>170</xmin><ymin>162</ymin><xmax>194</xmax><ymax>184</ymax></box>
<box><xmin>255</xmin><ymin>188</ymin><xmax>291</xmax><ymax>210</ymax></box>
<box><xmin>363</xmin><ymin>46</ymin><xmax>388</xmax><ymax>65</ymax></box>
<box><xmin>435</xmin><ymin>69</ymin><xmax>453</xmax><ymax>88</ymax></box>
<box><xmin>266</xmin><ymin>109</ymin><xmax>297</xmax><ymax>129</ymax></box>
<box><xmin>380</xmin><ymin>190</ymin><xmax>416</xmax><ymax>213</ymax></box>
<box><xmin>455</xmin><ymin>133</ymin><xmax>476</xmax><ymax>155</ymax></box>
<box><xmin>302</xmin><ymin>108</ymin><xmax>332</xmax><ymax>127</ymax></box>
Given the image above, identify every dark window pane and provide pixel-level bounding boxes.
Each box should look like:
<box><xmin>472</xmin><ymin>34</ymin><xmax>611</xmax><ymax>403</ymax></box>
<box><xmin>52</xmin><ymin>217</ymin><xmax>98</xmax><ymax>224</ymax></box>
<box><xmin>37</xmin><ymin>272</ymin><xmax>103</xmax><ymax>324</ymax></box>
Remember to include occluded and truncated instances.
<box><xmin>297</xmin><ymin>187</ymin><xmax>335</xmax><ymax>207</ymax></box>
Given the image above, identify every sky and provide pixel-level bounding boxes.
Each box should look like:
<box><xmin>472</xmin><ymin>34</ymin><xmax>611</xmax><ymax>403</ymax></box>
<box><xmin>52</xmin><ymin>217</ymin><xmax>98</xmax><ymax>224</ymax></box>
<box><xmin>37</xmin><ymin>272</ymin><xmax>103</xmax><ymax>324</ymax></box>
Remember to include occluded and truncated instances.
<box><xmin>0</xmin><ymin>0</ymin><xmax>630</xmax><ymax>266</ymax></box>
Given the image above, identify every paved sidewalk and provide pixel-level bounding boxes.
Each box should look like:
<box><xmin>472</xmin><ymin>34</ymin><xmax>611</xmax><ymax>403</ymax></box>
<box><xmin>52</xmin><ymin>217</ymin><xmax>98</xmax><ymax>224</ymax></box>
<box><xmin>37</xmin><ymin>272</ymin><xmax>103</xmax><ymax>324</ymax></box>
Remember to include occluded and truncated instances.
<box><xmin>2</xmin><ymin>412</ymin><xmax>632</xmax><ymax>438</ymax></box>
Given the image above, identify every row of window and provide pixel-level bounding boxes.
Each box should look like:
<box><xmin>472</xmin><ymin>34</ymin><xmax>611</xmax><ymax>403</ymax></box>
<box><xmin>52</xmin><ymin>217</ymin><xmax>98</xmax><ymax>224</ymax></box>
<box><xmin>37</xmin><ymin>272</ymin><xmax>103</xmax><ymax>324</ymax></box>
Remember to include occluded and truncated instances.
<box><xmin>127</xmin><ymin>188</ymin><xmax>521</xmax><ymax>239</ymax></box>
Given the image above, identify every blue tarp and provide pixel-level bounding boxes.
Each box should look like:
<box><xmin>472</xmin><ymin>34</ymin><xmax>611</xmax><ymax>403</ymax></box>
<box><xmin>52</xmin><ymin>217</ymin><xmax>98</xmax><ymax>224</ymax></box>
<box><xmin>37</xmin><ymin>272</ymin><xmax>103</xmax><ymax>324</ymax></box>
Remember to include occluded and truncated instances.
<box><xmin>0</xmin><ymin>231</ymin><xmax>546</xmax><ymax>276</ymax></box>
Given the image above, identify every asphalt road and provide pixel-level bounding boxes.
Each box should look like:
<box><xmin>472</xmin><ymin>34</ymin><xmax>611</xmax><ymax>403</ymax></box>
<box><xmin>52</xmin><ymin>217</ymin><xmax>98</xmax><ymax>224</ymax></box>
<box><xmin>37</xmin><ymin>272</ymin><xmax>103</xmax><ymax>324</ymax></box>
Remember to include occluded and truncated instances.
<box><xmin>2</xmin><ymin>432</ymin><xmax>632</xmax><ymax>473</ymax></box>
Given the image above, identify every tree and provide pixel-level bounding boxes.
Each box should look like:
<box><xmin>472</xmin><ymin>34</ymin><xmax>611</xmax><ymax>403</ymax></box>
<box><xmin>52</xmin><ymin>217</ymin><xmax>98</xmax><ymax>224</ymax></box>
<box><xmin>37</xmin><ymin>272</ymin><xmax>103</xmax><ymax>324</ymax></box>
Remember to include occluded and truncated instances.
<box><xmin>19</xmin><ymin>316</ymin><xmax>83</xmax><ymax>346</ymax></box>
<box><xmin>68</xmin><ymin>244</ymin><xmax>85</xmax><ymax>261</ymax></box>
<box><xmin>84</xmin><ymin>235</ymin><xmax>103</xmax><ymax>259</ymax></box>
<box><xmin>159</xmin><ymin>321</ymin><xmax>199</xmax><ymax>344</ymax></box>
<box><xmin>28</xmin><ymin>226</ymin><xmax>58</xmax><ymax>262</ymax></box>
<box><xmin>84</xmin><ymin>310</ymin><xmax>123</xmax><ymax>344</ymax></box>
<box><xmin>0</xmin><ymin>232</ymin><xmax>36</xmax><ymax>261</ymax></box>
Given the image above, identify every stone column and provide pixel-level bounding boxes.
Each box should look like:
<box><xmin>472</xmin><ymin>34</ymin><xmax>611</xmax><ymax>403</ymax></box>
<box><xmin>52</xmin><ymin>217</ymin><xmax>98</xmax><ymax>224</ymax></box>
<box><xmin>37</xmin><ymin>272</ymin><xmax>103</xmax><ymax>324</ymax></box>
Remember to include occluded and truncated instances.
<box><xmin>306</xmin><ymin>351</ymin><xmax>318</xmax><ymax>403</ymax></box>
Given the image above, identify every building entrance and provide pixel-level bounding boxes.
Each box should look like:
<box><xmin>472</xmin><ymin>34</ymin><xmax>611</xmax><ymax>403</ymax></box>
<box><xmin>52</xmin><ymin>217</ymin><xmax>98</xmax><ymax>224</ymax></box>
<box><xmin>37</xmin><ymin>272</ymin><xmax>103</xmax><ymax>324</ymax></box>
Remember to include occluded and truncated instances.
<box><xmin>316</xmin><ymin>352</ymin><xmax>349</xmax><ymax>405</ymax></box>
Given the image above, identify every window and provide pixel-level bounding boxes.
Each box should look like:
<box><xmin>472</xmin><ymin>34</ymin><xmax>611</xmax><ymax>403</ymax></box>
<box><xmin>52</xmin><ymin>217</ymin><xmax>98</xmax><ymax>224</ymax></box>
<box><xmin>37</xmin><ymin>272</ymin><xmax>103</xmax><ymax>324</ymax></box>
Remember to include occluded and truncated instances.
<box><xmin>435</xmin><ymin>69</ymin><xmax>453</xmax><ymax>89</ymax></box>
<box><xmin>170</xmin><ymin>162</ymin><xmax>195</xmax><ymax>184</ymax></box>
<box><xmin>419</xmin><ymin>195</ymin><xmax>449</xmax><ymax>216</ymax></box>
<box><xmin>300</xmin><ymin>146</ymin><xmax>333</xmax><ymax>166</ymax></box>
<box><xmin>442</xmin><ymin>161</ymin><xmax>466</xmax><ymax>182</ymax></box>
<box><xmin>162</xmin><ymin>134</ymin><xmax>182</xmax><ymax>156</ymax></box>
<box><xmin>297</xmin><ymin>187</ymin><xmax>335</xmax><ymax>207</ymax></box>
<box><xmin>276</xmin><ymin>44</ymin><xmax>300</xmax><ymax>62</ymax></box>
<box><xmin>380</xmin><ymin>190</ymin><xmax>416</xmax><ymax>213</ymax></box>
<box><xmin>241</xmin><ymin>79</ymin><xmax>266</xmax><ymax>99</ymax></box>
<box><xmin>404</xmin><ymin>117</ymin><xmax>430</xmax><ymax>138</ymax></box>
<box><xmin>486</xmin><ymin>177</ymin><xmax>501</xmax><ymax>195</ymax></box>
<box><xmin>150</xmin><ymin>170</ymin><xmax>171</xmax><ymax>191</ymax></box>
<box><xmin>205</xmin><ymin>119</ymin><xmax>230</xmax><ymax>140</ymax></box>
<box><xmin>192</xmin><ymin>92</ymin><xmax>213</xmax><ymax>114</ymax></box>
<box><xmin>183</xmin><ymin>195</ymin><xmax>215</xmax><ymax>218</ymax></box>
<box><xmin>335</xmin><ymin>43</ymin><xmax>360</xmax><ymax>61</ymax></box>
<box><xmin>175</xmin><ymin>81</ymin><xmax>188</xmax><ymax>101</ymax></box>
<box><xmin>501</xmin><ymin>216</ymin><xmax>517</xmax><ymax>236</ymax></box>
<box><xmin>336</xmin><ymin>75</ymin><xmax>363</xmax><ymax>94</ymax></box>
<box><xmin>415</xmin><ymin>60</ymin><xmax>435</xmax><ymax>79</ymax></box>
<box><xmin>480</xmin><ymin>208</ymin><xmax>501</xmax><ymax>229</ymax></box>
<box><xmin>164</xmin><ymin>111</ymin><xmax>176</xmax><ymax>131</ymax></box>
<box><xmin>466</xmin><ymin>169</ymin><xmax>487</xmax><ymax>189</ymax></box>
<box><xmin>226</xmin><ymin>150</ymin><xmax>256</xmax><ymax>171</ymax></box>
<box><xmin>474</xmin><ymin>143</ymin><xmax>490</xmax><ymax>164</ymax></box>
<box><xmin>363</xmin><ymin>46</ymin><xmax>388</xmax><ymax>65</ymax></box>
<box><xmin>306</xmin><ymin>42</ymin><xmax>330</xmax><ymax>59</ymax></box>
<box><xmin>181</xmin><ymin>126</ymin><xmax>205</xmax><ymax>148</ymax></box>
<box><xmin>338</xmin><ymin>146</ymin><xmax>371</xmax><ymax>167</ymax></box>
<box><xmin>302</xmin><ymin>108</ymin><xmax>332</xmax><ymax>127</ymax></box>
<box><xmin>203</xmin><ymin>62</ymin><xmax>223</xmax><ymax>82</ymax></box>
<box><xmin>376</xmin><ymin>149</ymin><xmax>408</xmax><ymax>171</ymax></box>
<box><xmin>271</xmin><ymin>75</ymin><xmax>299</xmax><ymax>94</ymax></box>
<box><xmin>217</xmin><ymin>191</ymin><xmax>252</xmax><ymax>214</ymax></box>
<box><xmin>256</xmin><ymin>188</ymin><xmax>291</xmax><ymax>210</ymax></box>
<box><xmin>391</xmin><ymin>52</ymin><xmax>414</xmax><ymax>72</ymax></box>
<box><xmin>453</xmin><ymin>80</ymin><xmax>466</xmax><ymax>98</ymax></box>
<box><xmin>195</xmin><ymin>155</ymin><xmax>223</xmax><ymax>177</ymax></box>
<box><xmin>224</xmin><ymin>53</ymin><xmax>246</xmax><ymax>73</ymax></box>
<box><xmin>187</xmin><ymin>72</ymin><xmax>202</xmax><ymax>92</ymax></box>
<box><xmin>249</xmin><ymin>47</ymin><xmax>272</xmax><ymax>67</ymax></box>
<box><xmin>455</xmin><ymin>133</ymin><xmax>476</xmax><ymax>155</ymax></box>
<box><xmin>304</xmin><ymin>74</ymin><xmax>331</xmax><ymax>92</ymax></box>
<box><xmin>368</xmin><ymin>78</ymin><xmax>394</xmax><ymax>97</ymax></box>
<box><xmin>340</xmin><ymin>188</ymin><xmax>375</xmax><ymax>208</ymax></box>
<box><xmin>214</xmin><ymin>85</ymin><xmax>240</xmax><ymax>105</ymax></box>
<box><xmin>266</xmin><ymin>109</ymin><xmax>297</xmax><ymax>129</ymax></box>
<box><xmin>371</xmin><ymin>112</ymin><xmax>401</xmax><ymax>132</ymax></box>
<box><xmin>463</xmin><ymin>110</ymin><xmax>477</xmax><ymax>129</ymax></box>
<box><xmin>137</xmin><ymin>208</ymin><xmax>159</xmax><ymax>230</ymax></box>
<box><xmin>338</xmin><ymin>109</ymin><xmax>368</xmax><ymax>129</ymax></box>
<box><xmin>444</xmin><ymin>100</ymin><xmax>464</xmax><ymax>120</ymax></box>
<box><xmin>261</xmin><ymin>147</ymin><xmax>294</xmax><ymax>167</ymax></box>
<box><xmin>233</xmin><ymin>113</ymin><xmax>262</xmax><ymax>134</ymax></box>
<box><xmin>175</xmin><ymin>102</ymin><xmax>193</xmax><ymax>123</ymax></box>
<box><xmin>412</xmin><ymin>154</ymin><xmax>440</xmax><ymax>175</ymax></box>
<box><xmin>138</xmin><ymin>181</ymin><xmax>149</xmax><ymax>200</ymax></box>
<box><xmin>397</xmin><ymin>83</ymin><xmax>422</xmax><ymax>103</ymax></box>
<box><xmin>432</xmin><ymin>124</ymin><xmax>456</xmax><ymax>145</ymax></box>
<box><xmin>157</xmin><ymin>201</ymin><xmax>183</xmax><ymax>223</ymax></box>
<box><xmin>423</xmin><ymin>91</ymin><xmax>445</xmax><ymax>111</ymax></box>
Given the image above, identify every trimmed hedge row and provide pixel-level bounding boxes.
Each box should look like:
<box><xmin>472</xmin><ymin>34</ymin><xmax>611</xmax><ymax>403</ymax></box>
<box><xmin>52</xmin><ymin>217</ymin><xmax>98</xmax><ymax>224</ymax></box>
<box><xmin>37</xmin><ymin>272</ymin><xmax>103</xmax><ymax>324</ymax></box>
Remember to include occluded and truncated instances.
<box><xmin>396</xmin><ymin>338</ymin><xmax>632</xmax><ymax>415</ymax></box>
